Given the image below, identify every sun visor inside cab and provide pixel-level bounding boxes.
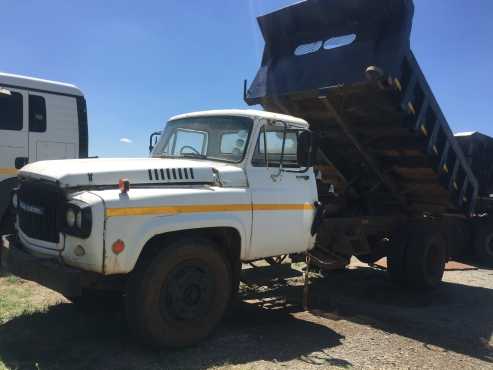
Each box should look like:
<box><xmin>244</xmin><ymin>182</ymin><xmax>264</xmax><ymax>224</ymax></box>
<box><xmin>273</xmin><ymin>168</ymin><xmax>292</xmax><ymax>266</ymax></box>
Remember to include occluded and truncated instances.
<box><xmin>245</xmin><ymin>0</ymin><xmax>414</xmax><ymax>104</ymax></box>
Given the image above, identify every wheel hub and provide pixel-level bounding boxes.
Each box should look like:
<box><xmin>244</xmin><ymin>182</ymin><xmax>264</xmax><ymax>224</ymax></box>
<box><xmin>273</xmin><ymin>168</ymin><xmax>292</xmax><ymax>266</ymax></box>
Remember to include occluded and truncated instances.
<box><xmin>161</xmin><ymin>263</ymin><xmax>211</xmax><ymax>321</ymax></box>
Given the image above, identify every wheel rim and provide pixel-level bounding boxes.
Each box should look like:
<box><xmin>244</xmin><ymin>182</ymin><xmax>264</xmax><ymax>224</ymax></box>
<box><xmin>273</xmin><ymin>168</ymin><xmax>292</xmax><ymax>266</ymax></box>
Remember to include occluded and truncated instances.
<box><xmin>426</xmin><ymin>242</ymin><xmax>443</xmax><ymax>279</ymax></box>
<box><xmin>160</xmin><ymin>261</ymin><xmax>212</xmax><ymax>321</ymax></box>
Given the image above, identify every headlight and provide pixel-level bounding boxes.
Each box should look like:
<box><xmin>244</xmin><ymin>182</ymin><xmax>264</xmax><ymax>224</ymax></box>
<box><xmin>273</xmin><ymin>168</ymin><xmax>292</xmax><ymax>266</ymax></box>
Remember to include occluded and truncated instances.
<box><xmin>66</xmin><ymin>208</ymin><xmax>76</xmax><ymax>228</ymax></box>
<box><xmin>76</xmin><ymin>211</ymin><xmax>83</xmax><ymax>229</ymax></box>
<box><xmin>64</xmin><ymin>202</ymin><xmax>92</xmax><ymax>238</ymax></box>
<box><xmin>11</xmin><ymin>192</ymin><xmax>18</xmax><ymax>209</ymax></box>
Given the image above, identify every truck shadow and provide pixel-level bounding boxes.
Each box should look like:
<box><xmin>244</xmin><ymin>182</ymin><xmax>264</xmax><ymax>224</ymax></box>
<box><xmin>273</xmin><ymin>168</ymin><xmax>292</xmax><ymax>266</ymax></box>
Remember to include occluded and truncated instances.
<box><xmin>253</xmin><ymin>264</ymin><xmax>493</xmax><ymax>364</ymax></box>
<box><xmin>1</xmin><ymin>263</ymin><xmax>491</xmax><ymax>369</ymax></box>
<box><xmin>0</xmin><ymin>268</ymin><xmax>347</xmax><ymax>370</ymax></box>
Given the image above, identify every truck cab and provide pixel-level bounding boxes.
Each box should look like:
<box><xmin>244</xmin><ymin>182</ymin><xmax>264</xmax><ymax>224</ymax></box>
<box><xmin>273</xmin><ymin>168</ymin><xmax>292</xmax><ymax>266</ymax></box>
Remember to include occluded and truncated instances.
<box><xmin>0</xmin><ymin>73</ymin><xmax>88</xmax><ymax>233</ymax></box>
<box><xmin>2</xmin><ymin>109</ymin><xmax>318</xmax><ymax>348</ymax></box>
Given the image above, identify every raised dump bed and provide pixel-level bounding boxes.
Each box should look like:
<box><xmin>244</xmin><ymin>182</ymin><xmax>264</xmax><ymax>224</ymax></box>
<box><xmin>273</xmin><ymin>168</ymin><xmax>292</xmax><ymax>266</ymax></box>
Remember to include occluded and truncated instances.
<box><xmin>245</xmin><ymin>0</ymin><xmax>481</xmax><ymax>215</ymax></box>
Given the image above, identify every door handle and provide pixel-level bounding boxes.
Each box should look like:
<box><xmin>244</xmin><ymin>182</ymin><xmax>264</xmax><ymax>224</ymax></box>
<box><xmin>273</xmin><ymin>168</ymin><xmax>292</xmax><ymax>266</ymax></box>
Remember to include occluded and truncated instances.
<box><xmin>296</xmin><ymin>175</ymin><xmax>310</xmax><ymax>181</ymax></box>
<box><xmin>15</xmin><ymin>157</ymin><xmax>28</xmax><ymax>169</ymax></box>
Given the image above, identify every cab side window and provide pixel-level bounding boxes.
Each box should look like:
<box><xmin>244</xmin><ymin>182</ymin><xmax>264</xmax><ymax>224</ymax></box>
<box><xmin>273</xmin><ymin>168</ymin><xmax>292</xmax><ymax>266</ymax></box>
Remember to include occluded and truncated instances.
<box><xmin>252</xmin><ymin>126</ymin><xmax>299</xmax><ymax>167</ymax></box>
<box><xmin>29</xmin><ymin>95</ymin><xmax>47</xmax><ymax>132</ymax></box>
<box><xmin>0</xmin><ymin>91</ymin><xmax>23</xmax><ymax>131</ymax></box>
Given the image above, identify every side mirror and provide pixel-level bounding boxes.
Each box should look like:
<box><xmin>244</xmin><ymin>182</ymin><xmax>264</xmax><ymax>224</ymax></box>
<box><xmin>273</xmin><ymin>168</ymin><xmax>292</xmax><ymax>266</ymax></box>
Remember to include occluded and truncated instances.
<box><xmin>149</xmin><ymin>131</ymin><xmax>162</xmax><ymax>153</ymax></box>
<box><xmin>297</xmin><ymin>131</ymin><xmax>318</xmax><ymax>167</ymax></box>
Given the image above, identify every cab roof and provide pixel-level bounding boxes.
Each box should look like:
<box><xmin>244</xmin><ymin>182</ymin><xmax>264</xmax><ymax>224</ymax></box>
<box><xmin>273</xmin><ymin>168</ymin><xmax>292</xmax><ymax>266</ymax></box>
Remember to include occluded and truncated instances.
<box><xmin>169</xmin><ymin>109</ymin><xmax>309</xmax><ymax>128</ymax></box>
<box><xmin>0</xmin><ymin>72</ymin><xmax>83</xmax><ymax>97</ymax></box>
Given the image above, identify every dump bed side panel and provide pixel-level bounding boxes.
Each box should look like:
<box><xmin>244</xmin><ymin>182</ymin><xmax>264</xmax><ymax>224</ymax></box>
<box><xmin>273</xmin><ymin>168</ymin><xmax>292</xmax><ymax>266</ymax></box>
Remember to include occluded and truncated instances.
<box><xmin>246</xmin><ymin>0</ymin><xmax>479</xmax><ymax>215</ymax></box>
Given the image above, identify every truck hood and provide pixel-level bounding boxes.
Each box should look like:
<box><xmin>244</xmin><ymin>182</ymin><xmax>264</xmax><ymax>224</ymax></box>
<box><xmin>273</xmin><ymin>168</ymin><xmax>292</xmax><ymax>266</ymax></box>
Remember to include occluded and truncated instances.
<box><xmin>18</xmin><ymin>158</ymin><xmax>248</xmax><ymax>188</ymax></box>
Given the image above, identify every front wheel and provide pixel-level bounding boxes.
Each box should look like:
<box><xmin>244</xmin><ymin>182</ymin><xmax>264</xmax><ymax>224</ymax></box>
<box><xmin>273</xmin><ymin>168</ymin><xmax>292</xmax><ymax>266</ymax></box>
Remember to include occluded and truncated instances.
<box><xmin>125</xmin><ymin>237</ymin><xmax>231</xmax><ymax>348</ymax></box>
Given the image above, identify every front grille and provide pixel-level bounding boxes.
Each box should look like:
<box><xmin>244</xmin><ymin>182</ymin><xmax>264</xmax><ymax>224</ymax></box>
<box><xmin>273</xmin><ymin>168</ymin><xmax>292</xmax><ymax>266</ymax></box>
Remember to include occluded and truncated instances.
<box><xmin>18</xmin><ymin>181</ymin><xmax>64</xmax><ymax>243</ymax></box>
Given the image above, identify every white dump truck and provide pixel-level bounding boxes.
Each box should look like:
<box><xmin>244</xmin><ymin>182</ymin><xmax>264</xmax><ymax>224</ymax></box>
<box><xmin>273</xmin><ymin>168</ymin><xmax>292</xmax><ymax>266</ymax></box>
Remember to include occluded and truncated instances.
<box><xmin>2</xmin><ymin>109</ymin><xmax>319</xmax><ymax>347</ymax></box>
<box><xmin>3</xmin><ymin>0</ymin><xmax>493</xmax><ymax>349</ymax></box>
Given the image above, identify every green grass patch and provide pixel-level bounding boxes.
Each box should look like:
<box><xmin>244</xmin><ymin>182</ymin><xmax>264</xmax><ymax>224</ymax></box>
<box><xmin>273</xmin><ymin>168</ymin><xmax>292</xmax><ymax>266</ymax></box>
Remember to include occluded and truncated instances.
<box><xmin>0</xmin><ymin>276</ymin><xmax>49</xmax><ymax>325</ymax></box>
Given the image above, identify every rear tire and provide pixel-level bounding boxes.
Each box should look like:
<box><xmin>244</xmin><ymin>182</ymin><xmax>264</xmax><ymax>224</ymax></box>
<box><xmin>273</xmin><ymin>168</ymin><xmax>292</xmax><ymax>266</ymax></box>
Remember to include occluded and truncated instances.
<box><xmin>388</xmin><ymin>225</ymin><xmax>447</xmax><ymax>290</ymax></box>
<box><xmin>125</xmin><ymin>237</ymin><xmax>231</xmax><ymax>348</ymax></box>
<box><xmin>473</xmin><ymin>220</ymin><xmax>493</xmax><ymax>267</ymax></box>
<box><xmin>405</xmin><ymin>232</ymin><xmax>446</xmax><ymax>289</ymax></box>
<box><xmin>387</xmin><ymin>229</ymin><xmax>409</xmax><ymax>284</ymax></box>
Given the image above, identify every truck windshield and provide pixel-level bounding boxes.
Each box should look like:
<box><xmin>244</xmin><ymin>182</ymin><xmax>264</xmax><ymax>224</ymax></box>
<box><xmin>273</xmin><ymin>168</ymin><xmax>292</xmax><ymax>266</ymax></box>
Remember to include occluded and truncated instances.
<box><xmin>152</xmin><ymin>116</ymin><xmax>253</xmax><ymax>163</ymax></box>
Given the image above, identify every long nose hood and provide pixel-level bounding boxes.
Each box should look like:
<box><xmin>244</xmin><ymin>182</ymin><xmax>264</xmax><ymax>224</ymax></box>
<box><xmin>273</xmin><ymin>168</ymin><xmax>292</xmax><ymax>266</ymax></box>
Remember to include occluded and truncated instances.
<box><xmin>18</xmin><ymin>158</ymin><xmax>247</xmax><ymax>188</ymax></box>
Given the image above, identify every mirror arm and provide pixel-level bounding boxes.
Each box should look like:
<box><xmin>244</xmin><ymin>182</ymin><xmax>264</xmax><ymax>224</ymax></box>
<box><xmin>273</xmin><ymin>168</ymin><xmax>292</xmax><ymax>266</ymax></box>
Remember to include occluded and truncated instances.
<box><xmin>149</xmin><ymin>131</ymin><xmax>162</xmax><ymax>153</ymax></box>
<box><xmin>271</xmin><ymin>121</ymin><xmax>288</xmax><ymax>181</ymax></box>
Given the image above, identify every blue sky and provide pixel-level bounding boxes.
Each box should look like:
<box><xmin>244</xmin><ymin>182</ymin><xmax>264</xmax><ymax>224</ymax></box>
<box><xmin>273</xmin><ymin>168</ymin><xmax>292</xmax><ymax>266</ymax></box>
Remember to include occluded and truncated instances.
<box><xmin>1</xmin><ymin>0</ymin><xmax>492</xmax><ymax>157</ymax></box>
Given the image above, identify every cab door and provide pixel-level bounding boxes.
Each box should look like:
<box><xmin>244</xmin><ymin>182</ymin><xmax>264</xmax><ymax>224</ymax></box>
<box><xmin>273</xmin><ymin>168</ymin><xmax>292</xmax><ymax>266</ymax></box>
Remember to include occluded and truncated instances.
<box><xmin>0</xmin><ymin>88</ymin><xmax>28</xmax><ymax>180</ymax></box>
<box><xmin>246</xmin><ymin>123</ymin><xmax>318</xmax><ymax>260</ymax></box>
<box><xmin>28</xmin><ymin>93</ymin><xmax>78</xmax><ymax>162</ymax></box>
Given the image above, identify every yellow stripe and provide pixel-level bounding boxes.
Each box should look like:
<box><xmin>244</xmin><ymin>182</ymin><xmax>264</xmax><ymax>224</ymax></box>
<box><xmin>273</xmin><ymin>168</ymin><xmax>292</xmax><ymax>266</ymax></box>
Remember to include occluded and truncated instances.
<box><xmin>107</xmin><ymin>203</ymin><xmax>314</xmax><ymax>218</ymax></box>
<box><xmin>0</xmin><ymin>168</ymin><xmax>17</xmax><ymax>175</ymax></box>
<box><xmin>252</xmin><ymin>203</ymin><xmax>314</xmax><ymax>211</ymax></box>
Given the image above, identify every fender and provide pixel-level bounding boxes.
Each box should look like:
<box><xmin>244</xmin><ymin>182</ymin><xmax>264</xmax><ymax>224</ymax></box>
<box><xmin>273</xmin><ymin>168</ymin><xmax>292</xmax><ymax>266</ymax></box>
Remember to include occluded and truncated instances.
<box><xmin>104</xmin><ymin>211</ymin><xmax>250</xmax><ymax>275</ymax></box>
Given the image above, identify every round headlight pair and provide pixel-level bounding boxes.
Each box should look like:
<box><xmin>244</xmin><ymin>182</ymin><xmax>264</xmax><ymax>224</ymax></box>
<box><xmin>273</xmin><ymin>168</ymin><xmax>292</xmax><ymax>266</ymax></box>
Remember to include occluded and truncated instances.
<box><xmin>66</xmin><ymin>208</ymin><xmax>76</xmax><ymax>227</ymax></box>
<box><xmin>64</xmin><ymin>203</ymin><xmax>92</xmax><ymax>238</ymax></box>
<box><xmin>66</xmin><ymin>208</ymin><xmax>83</xmax><ymax>229</ymax></box>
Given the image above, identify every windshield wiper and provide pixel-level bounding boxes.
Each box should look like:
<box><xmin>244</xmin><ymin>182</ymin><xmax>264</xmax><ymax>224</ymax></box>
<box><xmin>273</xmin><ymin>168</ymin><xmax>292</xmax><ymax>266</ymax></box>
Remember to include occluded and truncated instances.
<box><xmin>180</xmin><ymin>153</ymin><xmax>207</xmax><ymax>159</ymax></box>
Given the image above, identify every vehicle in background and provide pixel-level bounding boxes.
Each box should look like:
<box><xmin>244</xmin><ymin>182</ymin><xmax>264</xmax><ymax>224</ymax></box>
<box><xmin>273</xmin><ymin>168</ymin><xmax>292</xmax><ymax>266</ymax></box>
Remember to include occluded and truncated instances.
<box><xmin>0</xmin><ymin>73</ymin><xmax>88</xmax><ymax>232</ymax></box>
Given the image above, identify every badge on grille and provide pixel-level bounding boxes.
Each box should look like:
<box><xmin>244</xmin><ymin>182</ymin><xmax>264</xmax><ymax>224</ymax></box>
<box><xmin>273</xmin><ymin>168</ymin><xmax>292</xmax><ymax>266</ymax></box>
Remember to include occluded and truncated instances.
<box><xmin>19</xmin><ymin>201</ymin><xmax>44</xmax><ymax>216</ymax></box>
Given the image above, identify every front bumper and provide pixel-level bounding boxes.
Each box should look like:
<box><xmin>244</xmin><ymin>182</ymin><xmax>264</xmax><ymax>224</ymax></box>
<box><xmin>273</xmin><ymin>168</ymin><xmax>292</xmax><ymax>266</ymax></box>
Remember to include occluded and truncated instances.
<box><xmin>1</xmin><ymin>234</ymin><xmax>90</xmax><ymax>297</ymax></box>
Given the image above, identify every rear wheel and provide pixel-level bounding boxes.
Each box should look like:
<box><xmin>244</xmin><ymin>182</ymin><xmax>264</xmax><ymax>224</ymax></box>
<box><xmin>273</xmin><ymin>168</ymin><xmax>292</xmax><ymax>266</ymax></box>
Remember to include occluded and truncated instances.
<box><xmin>387</xmin><ymin>228</ymin><xmax>409</xmax><ymax>284</ymax></box>
<box><xmin>388</xmin><ymin>225</ymin><xmax>447</xmax><ymax>290</ymax></box>
<box><xmin>125</xmin><ymin>237</ymin><xmax>231</xmax><ymax>348</ymax></box>
<box><xmin>405</xmin><ymin>232</ymin><xmax>446</xmax><ymax>289</ymax></box>
<box><xmin>473</xmin><ymin>219</ymin><xmax>493</xmax><ymax>266</ymax></box>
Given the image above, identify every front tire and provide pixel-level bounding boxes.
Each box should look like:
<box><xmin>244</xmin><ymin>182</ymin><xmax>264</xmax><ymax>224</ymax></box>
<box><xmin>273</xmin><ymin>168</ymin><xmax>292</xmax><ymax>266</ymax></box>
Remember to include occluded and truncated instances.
<box><xmin>125</xmin><ymin>237</ymin><xmax>231</xmax><ymax>348</ymax></box>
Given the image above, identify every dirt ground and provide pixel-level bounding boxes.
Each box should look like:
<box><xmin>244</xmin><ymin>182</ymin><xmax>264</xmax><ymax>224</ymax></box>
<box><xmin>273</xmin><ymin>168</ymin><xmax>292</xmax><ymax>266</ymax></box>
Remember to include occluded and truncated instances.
<box><xmin>1</xmin><ymin>259</ymin><xmax>493</xmax><ymax>370</ymax></box>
